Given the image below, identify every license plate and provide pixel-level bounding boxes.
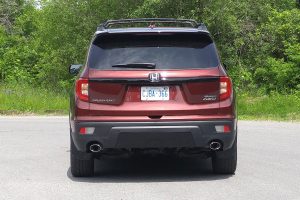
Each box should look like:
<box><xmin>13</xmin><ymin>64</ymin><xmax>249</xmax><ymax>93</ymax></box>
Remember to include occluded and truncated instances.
<box><xmin>141</xmin><ymin>86</ymin><xmax>169</xmax><ymax>101</ymax></box>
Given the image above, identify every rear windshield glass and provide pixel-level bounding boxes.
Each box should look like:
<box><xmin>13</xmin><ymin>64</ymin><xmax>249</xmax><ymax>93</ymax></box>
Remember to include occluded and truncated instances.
<box><xmin>88</xmin><ymin>33</ymin><xmax>219</xmax><ymax>70</ymax></box>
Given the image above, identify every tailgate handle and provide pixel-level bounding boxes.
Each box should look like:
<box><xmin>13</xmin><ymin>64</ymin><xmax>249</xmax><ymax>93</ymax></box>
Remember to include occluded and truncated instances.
<box><xmin>148</xmin><ymin>116</ymin><xmax>162</xmax><ymax>119</ymax></box>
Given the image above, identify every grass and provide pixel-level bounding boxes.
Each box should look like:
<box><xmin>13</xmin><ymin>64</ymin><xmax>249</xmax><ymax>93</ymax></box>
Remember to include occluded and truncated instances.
<box><xmin>238</xmin><ymin>92</ymin><xmax>300</xmax><ymax>121</ymax></box>
<box><xmin>1</xmin><ymin>84</ymin><xmax>299</xmax><ymax>121</ymax></box>
<box><xmin>0</xmin><ymin>84</ymin><xmax>68</xmax><ymax>115</ymax></box>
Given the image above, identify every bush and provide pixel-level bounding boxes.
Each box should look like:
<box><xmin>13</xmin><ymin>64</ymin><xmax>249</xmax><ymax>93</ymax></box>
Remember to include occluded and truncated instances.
<box><xmin>0</xmin><ymin>0</ymin><xmax>299</xmax><ymax>94</ymax></box>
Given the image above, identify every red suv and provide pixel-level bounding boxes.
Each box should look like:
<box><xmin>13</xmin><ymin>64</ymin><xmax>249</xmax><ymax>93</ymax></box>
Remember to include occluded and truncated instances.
<box><xmin>69</xmin><ymin>18</ymin><xmax>237</xmax><ymax>177</ymax></box>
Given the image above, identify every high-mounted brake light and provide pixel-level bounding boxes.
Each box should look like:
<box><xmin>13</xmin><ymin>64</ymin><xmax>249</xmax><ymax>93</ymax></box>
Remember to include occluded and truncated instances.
<box><xmin>76</xmin><ymin>78</ymin><xmax>89</xmax><ymax>101</ymax></box>
<box><xmin>220</xmin><ymin>77</ymin><xmax>232</xmax><ymax>101</ymax></box>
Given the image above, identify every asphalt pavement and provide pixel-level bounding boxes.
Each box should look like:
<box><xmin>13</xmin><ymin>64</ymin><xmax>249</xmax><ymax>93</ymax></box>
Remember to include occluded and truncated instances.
<box><xmin>0</xmin><ymin>116</ymin><xmax>300</xmax><ymax>200</ymax></box>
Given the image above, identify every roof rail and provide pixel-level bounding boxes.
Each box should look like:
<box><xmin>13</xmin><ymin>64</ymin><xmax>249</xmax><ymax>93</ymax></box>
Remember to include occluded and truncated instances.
<box><xmin>97</xmin><ymin>18</ymin><xmax>208</xmax><ymax>32</ymax></box>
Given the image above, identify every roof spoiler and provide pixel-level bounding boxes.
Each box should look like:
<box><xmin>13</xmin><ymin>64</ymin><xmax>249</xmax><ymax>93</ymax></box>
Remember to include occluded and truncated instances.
<box><xmin>97</xmin><ymin>18</ymin><xmax>208</xmax><ymax>32</ymax></box>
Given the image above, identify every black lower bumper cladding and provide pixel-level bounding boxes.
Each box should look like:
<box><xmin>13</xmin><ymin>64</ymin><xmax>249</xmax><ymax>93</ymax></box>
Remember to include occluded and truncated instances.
<box><xmin>71</xmin><ymin>120</ymin><xmax>237</xmax><ymax>152</ymax></box>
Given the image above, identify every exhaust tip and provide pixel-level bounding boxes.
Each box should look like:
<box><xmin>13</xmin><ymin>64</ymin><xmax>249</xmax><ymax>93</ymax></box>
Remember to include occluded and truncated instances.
<box><xmin>89</xmin><ymin>143</ymin><xmax>103</xmax><ymax>153</ymax></box>
<box><xmin>210</xmin><ymin>141</ymin><xmax>222</xmax><ymax>151</ymax></box>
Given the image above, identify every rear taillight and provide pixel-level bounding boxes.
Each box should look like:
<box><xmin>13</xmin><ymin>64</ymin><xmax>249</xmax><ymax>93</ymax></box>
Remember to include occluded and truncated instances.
<box><xmin>219</xmin><ymin>77</ymin><xmax>232</xmax><ymax>101</ymax></box>
<box><xmin>76</xmin><ymin>78</ymin><xmax>89</xmax><ymax>101</ymax></box>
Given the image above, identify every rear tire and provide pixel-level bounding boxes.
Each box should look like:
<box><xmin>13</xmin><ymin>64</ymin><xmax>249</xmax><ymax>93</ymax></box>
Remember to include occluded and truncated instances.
<box><xmin>70</xmin><ymin>134</ymin><xmax>94</xmax><ymax>177</ymax></box>
<box><xmin>212</xmin><ymin>136</ymin><xmax>237</xmax><ymax>174</ymax></box>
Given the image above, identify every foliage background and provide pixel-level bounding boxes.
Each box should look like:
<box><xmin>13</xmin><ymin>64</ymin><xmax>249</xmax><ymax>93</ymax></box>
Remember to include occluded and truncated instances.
<box><xmin>0</xmin><ymin>0</ymin><xmax>299</xmax><ymax>117</ymax></box>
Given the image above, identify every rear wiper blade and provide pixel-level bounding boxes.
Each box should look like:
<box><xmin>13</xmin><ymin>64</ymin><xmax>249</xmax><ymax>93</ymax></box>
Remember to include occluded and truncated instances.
<box><xmin>111</xmin><ymin>63</ymin><xmax>156</xmax><ymax>69</ymax></box>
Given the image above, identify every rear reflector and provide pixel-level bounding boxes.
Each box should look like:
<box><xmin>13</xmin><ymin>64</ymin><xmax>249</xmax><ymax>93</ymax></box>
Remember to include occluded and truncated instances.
<box><xmin>215</xmin><ymin>125</ymin><xmax>231</xmax><ymax>133</ymax></box>
<box><xmin>79</xmin><ymin>127</ymin><xmax>95</xmax><ymax>135</ymax></box>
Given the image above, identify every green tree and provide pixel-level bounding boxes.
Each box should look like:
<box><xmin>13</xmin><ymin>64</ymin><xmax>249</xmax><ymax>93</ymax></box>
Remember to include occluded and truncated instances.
<box><xmin>254</xmin><ymin>9</ymin><xmax>300</xmax><ymax>93</ymax></box>
<box><xmin>0</xmin><ymin>0</ymin><xmax>299</xmax><ymax>94</ymax></box>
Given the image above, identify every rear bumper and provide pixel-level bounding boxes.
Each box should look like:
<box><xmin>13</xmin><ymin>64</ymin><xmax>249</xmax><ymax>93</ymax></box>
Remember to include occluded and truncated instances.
<box><xmin>70</xmin><ymin>120</ymin><xmax>237</xmax><ymax>152</ymax></box>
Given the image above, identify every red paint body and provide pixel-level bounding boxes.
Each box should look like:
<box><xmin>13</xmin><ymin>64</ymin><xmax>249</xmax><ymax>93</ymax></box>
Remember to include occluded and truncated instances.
<box><xmin>72</xmin><ymin>67</ymin><xmax>235</xmax><ymax>122</ymax></box>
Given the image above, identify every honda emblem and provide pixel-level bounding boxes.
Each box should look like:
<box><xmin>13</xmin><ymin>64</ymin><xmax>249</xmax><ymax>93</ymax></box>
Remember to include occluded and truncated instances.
<box><xmin>149</xmin><ymin>73</ymin><xmax>161</xmax><ymax>82</ymax></box>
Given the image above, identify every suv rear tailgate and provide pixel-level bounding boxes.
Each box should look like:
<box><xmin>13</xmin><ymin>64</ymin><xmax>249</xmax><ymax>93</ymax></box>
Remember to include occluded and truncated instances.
<box><xmin>87</xmin><ymin>68</ymin><xmax>221</xmax><ymax>119</ymax></box>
